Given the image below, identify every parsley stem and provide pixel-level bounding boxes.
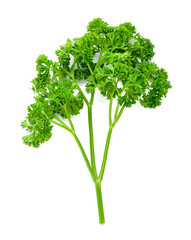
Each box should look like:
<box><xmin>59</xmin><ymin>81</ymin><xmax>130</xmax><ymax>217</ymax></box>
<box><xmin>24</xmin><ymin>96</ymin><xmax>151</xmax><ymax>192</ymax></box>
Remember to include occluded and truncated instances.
<box><xmin>54</xmin><ymin>114</ymin><xmax>71</xmax><ymax>132</ymax></box>
<box><xmin>72</xmin><ymin>132</ymin><xmax>95</xmax><ymax>182</ymax></box>
<box><xmin>95</xmin><ymin>181</ymin><xmax>105</xmax><ymax>224</ymax></box>
<box><xmin>114</xmin><ymin>103</ymin><xmax>120</xmax><ymax>121</ymax></box>
<box><xmin>99</xmin><ymin>126</ymin><xmax>113</xmax><ymax>182</ymax></box>
<box><xmin>99</xmin><ymin>102</ymin><xmax>125</xmax><ymax>181</ymax></box>
<box><xmin>64</xmin><ymin>106</ymin><xmax>75</xmax><ymax>131</ymax></box>
<box><xmin>88</xmin><ymin>92</ymin><xmax>97</xmax><ymax>178</ymax></box>
<box><xmin>87</xmin><ymin>63</ymin><xmax>93</xmax><ymax>75</ymax></box>
<box><xmin>53</xmin><ymin>117</ymin><xmax>94</xmax><ymax>181</ymax></box>
<box><xmin>50</xmin><ymin>120</ymin><xmax>73</xmax><ymax>134</ymax></box>
<box><xmin>57</xmin><ymin>103</ymin><xmax>75</xmax><ymax>131</ymax></box>
<box><xmin>72</xmin><ymin>76</ymin><xmax>89</xmax><ymax>105</ymax></box>
<box><xmin>99</xmin><ymin>99</ymin><xmax>114</xmax><ymax>181</ymax></box>
<box><xmin>42</xmin><ymin>111</ymin><xmax>72</xmax><ymax>133</ymax></box>
<box><xmin>90</xmin><ymin>90</ymin><xmax>95</xmax><ymax>105</ymax></box>
<box><xmin>109</xmin><ymin>98</ymin><xmax>113</xmax><ymax>126</ymax></box>
<box><xmin>114</xmin><ymin>105</ymin><xmax>125</xmax><ymax>126</ymax></box>
<box><xmin>48</xmin><ymin>112</ymin><xmax>94</xmax><ymax>181</ymax></box>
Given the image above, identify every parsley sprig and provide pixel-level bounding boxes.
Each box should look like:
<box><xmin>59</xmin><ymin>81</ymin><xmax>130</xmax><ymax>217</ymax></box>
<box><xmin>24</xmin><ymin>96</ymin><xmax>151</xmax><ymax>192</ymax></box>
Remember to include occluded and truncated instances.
<box><xmin>21</xmin><ymin>18</ymin><xmax>171</xmax><ymax>224</ymax></box>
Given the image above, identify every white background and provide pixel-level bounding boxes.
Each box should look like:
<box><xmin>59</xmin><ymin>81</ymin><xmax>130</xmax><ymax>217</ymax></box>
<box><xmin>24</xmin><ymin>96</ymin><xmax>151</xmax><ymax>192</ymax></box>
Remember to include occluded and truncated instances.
<box><xmin>0</xmin><ymin>0</ymin><xmax>191</xmax><ymax>239</ymax></box>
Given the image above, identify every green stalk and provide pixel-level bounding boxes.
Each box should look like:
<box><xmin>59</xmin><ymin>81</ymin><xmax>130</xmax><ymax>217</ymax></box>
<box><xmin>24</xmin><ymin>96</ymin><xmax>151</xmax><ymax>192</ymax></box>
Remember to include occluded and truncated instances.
<box><xmin>113</xmin><ymin>105</ymin><xmax>125</xmax><ymax>126</ymax></box>
<box><xmin>72</xmin><ymin>132</ymin><xmax>95</xmax><ymax>182</ymax></box>
<box><xmin>99</xmin><ymin>102</ymin><xmax>124</xmax><ymax>182</ymax></box>
<box><xmin>95</xmin><ymin>180</ymin><xmax>105</xmax><ymax>224</ymax></box>
<box><xmin>98</xmin><ymin>98</ymin><xmax>114</xmax><ymax>182</ymax></box>
<box><xmin>42</xmin><ymin>111</ymin><xmax>72</xmax><ymax>133</ymax></box>
<box><xmin>98</xmin><ymin>126</ymin><xmax>113</xmax><ymax>182</ymax></box>
<box><xmin>109</xmin><ymin>98</ymin><xmax>113</xmax><ymax>126</ymax></box>
<box><xmin>50</xmin><ymin>120</ymin><xmax>73</xmax><ymax>134</ymax></box>
<box><xmin>51</xmin><ymin>117</ymin><xmax>94</xmax><ymax>182</ymax></box>
<box><xmin>64</xmin><ymin>105</ymin><xmax>75</xmax><ymax>131</ymax></box>
<box><xmin>62</xmin><ymin>104</ymin><xmax>95</xmax><ymax>181</ymax></box>
<box><xmin>88</xmin><ymin>59</ymin><xmax>107</xmax><ymax>224</ymax></box>
<box><xmin>53</xmin><ymin>114</ymin><xmax>71</xmax><ymax>132</ymax></box>
<box><xmin>114</xmin><ymin>103</ymin><xmax>120</xmax><ymax>121</ymax></box>
<box><xmin>87</xmin><ymin>63</ymin><xmax>93</xmax><ymax>75</ymax></box>
<box><xmin>47</xmin><ymin>110</ymin><xmax>94</xmax><ymax>182</ymax></box>
<box><xmin>88</xmin><ymin>91</ymin><xmax>97</xmax><ymax>178</ymax></box>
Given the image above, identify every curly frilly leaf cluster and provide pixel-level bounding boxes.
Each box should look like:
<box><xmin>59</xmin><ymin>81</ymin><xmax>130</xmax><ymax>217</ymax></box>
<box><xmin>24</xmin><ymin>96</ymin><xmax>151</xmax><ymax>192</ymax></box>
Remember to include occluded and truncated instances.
<box><xmin>21</xmin><ymin>18</ymin><xmax>171</xmax><ymax>148</ymax></box>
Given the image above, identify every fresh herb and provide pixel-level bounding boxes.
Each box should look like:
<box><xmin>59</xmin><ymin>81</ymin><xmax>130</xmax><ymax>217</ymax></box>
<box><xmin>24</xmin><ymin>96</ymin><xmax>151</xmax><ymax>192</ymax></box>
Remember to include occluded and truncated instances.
<box><xmin>21</xmin><ymin>18</ymin><xmax>171</xmax><ymax>224</ymax></box>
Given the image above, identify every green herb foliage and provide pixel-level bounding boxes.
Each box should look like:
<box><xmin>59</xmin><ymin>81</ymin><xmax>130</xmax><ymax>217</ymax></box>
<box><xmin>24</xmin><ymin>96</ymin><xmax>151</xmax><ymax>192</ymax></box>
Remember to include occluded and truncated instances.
<box><xmin>21</xmin><ymin>18</ymin><xmax>171</xmax><ymax>224</ymax></box>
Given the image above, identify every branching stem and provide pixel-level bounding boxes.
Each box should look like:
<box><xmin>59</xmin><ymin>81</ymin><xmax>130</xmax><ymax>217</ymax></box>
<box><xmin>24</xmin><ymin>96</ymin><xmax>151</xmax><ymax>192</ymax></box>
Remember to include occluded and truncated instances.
<box><xmin>98</xmin><ymin>101</ymin><xmax>125</xmax><ymax>182</ymax></box>
<box><xmin>64</xmin><ymin>106</ymin><xmax>75</xmax><ymax>131</ymax></box>
<box><xmin>50</xmin><ymin>120</ymin><xmax>73</xmax><ymax>134</ymax></box>
<box><xmin>52</xmin><ymin>114</ymin><xmax>95</xmax><ymax>182</ymax></box>
<box><xmin>43</xmin><ymin>108</ymin><xmax>94</xmax><ymax>181</ymax></box>
<box><xmin>53</xmin><ymin>114</ymin><xmax>71</xmax><ymax>132</ymax></box>
<box><xmin>72</xmin><ymin>132</ymin><xmax>95</xmax><ymax>182</ymax></box>
<box><xmin>113</xmin><ymin>105</ymin><xmax>125</xmax><ymax>126</ymax></box>
<box><xmin>59</xmin><ymin>49</ymin><xmax>125</xmax><ymax>221</ymax></box>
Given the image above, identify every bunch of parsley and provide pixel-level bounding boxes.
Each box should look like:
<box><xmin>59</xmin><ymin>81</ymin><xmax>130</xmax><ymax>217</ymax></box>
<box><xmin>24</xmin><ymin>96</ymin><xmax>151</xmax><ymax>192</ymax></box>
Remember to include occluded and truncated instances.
<box><xmin>21</xmin><ymin>18</ymin><xmax>171</xmax><ymax>224</ymax></box>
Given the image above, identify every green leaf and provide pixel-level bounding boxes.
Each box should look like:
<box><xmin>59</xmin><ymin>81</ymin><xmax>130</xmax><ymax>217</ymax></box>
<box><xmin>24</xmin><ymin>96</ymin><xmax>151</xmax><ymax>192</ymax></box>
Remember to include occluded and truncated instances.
<box><xmin>21</xmin><ymin>103</ymin><xmax>53</xmax><ymax>148</ymax></box>
<box><xmin>31</xmin><ymin>54</ymin><xmax>53</xmax><ymax>95</ymax></box>
<box><xmin>137</xmin><ymin>62</ymin><xmax>172</xmax><ymax>108</ymax></box>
